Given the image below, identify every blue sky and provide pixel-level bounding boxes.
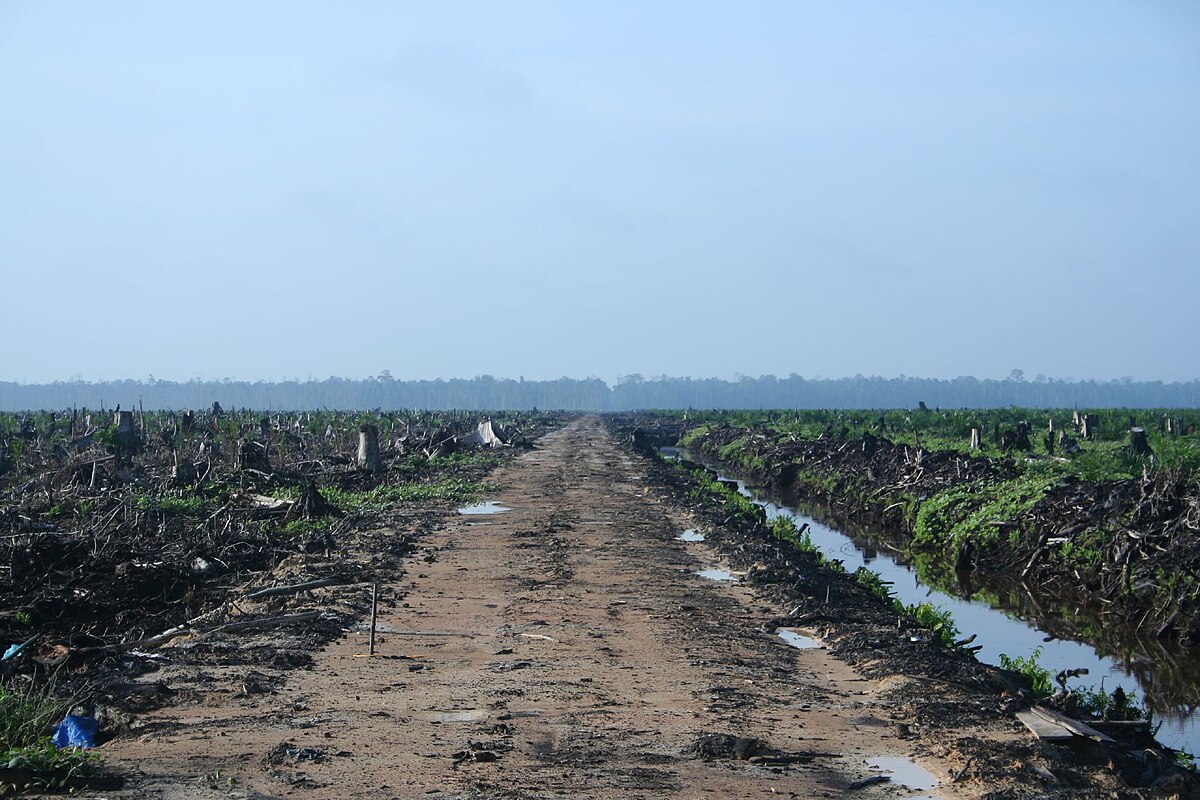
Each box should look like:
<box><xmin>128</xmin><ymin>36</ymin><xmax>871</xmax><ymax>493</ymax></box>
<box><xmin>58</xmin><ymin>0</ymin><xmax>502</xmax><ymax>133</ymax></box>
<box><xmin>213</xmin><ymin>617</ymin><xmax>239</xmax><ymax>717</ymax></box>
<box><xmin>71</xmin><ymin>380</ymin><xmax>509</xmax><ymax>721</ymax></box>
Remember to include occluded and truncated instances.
<box><xmin>2</xmin><ymin>1</ymin><xmax>1197</xmax><ymax>383</ymax></box>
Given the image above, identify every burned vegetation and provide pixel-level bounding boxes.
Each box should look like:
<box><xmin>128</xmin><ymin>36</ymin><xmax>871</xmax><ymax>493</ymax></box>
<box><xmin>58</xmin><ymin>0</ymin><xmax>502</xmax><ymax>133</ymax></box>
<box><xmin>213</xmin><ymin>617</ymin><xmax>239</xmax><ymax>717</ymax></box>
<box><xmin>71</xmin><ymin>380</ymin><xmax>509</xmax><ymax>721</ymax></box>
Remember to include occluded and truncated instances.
<box><xmin>0</xmin><ymin>408</ymin><xmax>558</xmax><ymax>759</ymax></box>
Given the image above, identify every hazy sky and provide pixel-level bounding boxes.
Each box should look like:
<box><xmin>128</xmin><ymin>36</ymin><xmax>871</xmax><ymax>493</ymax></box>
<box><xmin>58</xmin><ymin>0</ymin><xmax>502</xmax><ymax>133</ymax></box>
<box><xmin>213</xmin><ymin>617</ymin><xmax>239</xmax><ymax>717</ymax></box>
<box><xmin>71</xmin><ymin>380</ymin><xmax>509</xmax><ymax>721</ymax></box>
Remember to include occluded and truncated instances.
<box><xmin>2</xmin><ymin>1</ymin><xmax>1198</xmax><ymax>384</ymax></box>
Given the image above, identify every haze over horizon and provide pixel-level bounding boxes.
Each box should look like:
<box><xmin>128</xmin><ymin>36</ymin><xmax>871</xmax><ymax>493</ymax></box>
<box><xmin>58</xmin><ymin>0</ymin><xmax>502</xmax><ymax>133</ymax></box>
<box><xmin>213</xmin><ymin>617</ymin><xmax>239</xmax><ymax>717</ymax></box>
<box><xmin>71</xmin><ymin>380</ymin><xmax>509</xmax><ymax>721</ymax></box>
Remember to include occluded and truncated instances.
<box><xmin>2</xmin><ymin>2</ymin><xmax>1198</xmax><ymax>386</ymax></box>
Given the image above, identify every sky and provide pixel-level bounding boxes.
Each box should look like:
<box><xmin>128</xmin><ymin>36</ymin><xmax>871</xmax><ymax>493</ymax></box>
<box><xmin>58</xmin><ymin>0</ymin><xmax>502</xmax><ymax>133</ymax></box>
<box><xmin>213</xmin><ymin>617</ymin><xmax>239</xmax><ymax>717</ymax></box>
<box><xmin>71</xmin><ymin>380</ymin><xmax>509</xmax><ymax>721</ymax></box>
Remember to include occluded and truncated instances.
<box><xmin>1</xmin><ymin>1</ymin><xmax>1198</xmax><ymax>385</ymax></box>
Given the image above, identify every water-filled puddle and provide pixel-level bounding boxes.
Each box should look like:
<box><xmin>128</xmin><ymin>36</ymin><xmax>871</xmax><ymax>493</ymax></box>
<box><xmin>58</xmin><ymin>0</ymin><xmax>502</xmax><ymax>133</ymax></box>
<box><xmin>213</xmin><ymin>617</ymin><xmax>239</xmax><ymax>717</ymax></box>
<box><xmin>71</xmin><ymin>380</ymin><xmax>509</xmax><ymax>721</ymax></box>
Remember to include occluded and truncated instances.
<box><xmin>458</xmin><ymin>501</ymin><xmax>511</xmax><ymax>515</ymax></box>
<box><xmin>776</xmin><ymin>628</ymin><xmax>822</xmax><ymax>649</ymax></box>
<box><xmin>696</xmin><ymin>568</ymin><xmax>738</xmax><ymax>582</ymax></box>
<box><xmin>418</xmin><ymin>709</ymin><xmax>487</xmax><ymax>723</ymax></box>
<box><xmin>864</xmin><ymin>756</ymin><xmax>939</xmax><ymax>794</ymax></box>
<box><xmin>678</xmin><ymin>529</ymin><xmax>705</xmax><ymax>542</ymax></box>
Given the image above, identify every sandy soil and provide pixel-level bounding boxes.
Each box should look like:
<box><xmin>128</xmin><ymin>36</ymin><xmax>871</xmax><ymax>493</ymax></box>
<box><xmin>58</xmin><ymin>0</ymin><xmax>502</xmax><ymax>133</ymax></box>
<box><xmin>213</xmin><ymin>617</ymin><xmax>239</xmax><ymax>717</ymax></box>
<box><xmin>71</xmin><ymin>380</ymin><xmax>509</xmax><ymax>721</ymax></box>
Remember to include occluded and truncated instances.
<box><xmin>97</xmin><ymin>417</ymin><xmax>988</xmax><ymax>799</ymax></box>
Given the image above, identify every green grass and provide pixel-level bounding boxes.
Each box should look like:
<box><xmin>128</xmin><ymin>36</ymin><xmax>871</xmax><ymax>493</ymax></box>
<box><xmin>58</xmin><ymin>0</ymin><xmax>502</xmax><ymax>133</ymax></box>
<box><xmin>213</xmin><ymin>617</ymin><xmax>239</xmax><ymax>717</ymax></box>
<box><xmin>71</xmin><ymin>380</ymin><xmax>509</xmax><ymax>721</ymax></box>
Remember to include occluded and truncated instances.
<box><xmin>0</xmin><ymin>679</ymin><xmax>71</xmax><ymax>752</ymax></box>
<box><xmin>319</xmin><ymin>479</ymin><xmax>487</xmax><ymax>513</ymax></box>
<box><xmin>280</xmin><ymin>517</ymin><xmax>340</xmax><ymax>537</ymax></box>
<box><xmin>133</xmin><ymin>492</ymin><xmax>210</xmax><ymax>516</ymax></box>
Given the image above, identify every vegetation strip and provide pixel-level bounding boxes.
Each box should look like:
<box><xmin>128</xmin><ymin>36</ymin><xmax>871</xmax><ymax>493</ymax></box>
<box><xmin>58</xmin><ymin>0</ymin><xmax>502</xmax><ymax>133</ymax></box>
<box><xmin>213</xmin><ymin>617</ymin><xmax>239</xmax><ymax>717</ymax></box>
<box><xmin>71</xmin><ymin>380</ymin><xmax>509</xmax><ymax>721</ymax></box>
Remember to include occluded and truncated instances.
<box><xmin>675</xmin><ymin>408</ymin><xmax>1200</xmax><ymax>646</ymax></box>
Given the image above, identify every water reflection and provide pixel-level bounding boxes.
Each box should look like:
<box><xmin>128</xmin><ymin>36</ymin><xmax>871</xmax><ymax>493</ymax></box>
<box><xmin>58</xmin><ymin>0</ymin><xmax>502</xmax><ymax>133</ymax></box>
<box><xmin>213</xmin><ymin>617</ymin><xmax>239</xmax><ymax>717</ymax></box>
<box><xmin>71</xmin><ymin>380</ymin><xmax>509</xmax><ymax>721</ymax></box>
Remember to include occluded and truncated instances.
<box><xmin>665</xmin><ymin>447</ymin><xmax>1200</xmax><ymax>757</ymax></box>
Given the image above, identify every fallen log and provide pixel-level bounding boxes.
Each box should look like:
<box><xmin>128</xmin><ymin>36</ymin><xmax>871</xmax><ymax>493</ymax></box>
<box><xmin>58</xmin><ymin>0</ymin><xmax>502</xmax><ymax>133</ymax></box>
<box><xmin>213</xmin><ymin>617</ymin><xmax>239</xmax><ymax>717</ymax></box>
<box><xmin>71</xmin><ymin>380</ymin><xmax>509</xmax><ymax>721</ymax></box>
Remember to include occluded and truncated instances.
<box><xmin>79</xmin><ymin>610</ymin><xmax>322</xmax><ymax>655</ymax></box>
<box><xmin>748</xmin><ymin>751</ymin><xmax>841</xmax><ymax>765</ymax></box>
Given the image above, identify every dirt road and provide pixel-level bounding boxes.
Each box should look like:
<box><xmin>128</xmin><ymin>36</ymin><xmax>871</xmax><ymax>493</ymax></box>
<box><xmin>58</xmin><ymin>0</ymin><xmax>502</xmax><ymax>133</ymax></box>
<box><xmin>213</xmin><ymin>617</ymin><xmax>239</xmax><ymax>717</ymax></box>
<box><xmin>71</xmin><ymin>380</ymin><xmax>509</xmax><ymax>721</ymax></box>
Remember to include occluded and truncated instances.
<box><xmin>105</xmin><ymin>417</ymin><xmax>973</xmax><ymax>798</ymax></box>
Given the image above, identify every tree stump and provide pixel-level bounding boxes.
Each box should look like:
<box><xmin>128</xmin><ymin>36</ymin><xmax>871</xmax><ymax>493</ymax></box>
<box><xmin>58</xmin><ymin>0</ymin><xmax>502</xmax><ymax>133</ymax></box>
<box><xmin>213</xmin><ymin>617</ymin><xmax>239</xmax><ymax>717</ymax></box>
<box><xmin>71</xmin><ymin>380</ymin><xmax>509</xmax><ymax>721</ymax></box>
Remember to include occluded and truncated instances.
<box><xmin>1081</xmin><ymin>414</ymin><xmax>1098</xmax><ymax>440</ymax></box>
<box><xmin>358</xmin><ymin>424</ymin><xmax>382</xmax><ymax>471</ymax></box>
<box><xmin>237</xmin><ymin>439</ymin><xmax>272</xmax><ymax>472</ymax></box>
<box><xmin>114</xmin><ymin>410</ymin><xmax>139</xmax><ymax>452</ymax></box>
<box><xmin>171</xmin><ymin>455</ymin><xmax>196</xmax><ymax>488</ymax></box>
<box><xmin>1129</xmin><ymin>428</ymin><xmax>1153</xmax><ymax>456</ymax></box>
<box><xmin>970</xmin><ymin>428</ymin><xmax>981</xmax><ymax>450</ymax></box>
<box><xmin>289</xmin><ymin>482</ymin><xmax>341</xmax><ymax>519</ymax></box>
<box><xmin>1058</xmin><ymin>431</ymin><xmax>1081</xmax><ymax>454</ymax></box>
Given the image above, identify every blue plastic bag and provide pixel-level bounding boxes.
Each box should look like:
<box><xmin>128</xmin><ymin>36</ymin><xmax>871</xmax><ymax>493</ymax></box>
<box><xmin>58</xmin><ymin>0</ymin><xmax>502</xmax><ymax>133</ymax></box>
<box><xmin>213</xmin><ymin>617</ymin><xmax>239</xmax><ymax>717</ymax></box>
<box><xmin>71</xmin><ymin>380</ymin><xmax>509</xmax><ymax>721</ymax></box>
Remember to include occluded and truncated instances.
<box><xmin>1</xmin><ymin>635</ymin><xmax>39</xmax><ymax>661</ymax></box>
<box><xmin>51</xmin><ymin>715</ymin><xmax>97</xmax><ymax>749</ymax></box>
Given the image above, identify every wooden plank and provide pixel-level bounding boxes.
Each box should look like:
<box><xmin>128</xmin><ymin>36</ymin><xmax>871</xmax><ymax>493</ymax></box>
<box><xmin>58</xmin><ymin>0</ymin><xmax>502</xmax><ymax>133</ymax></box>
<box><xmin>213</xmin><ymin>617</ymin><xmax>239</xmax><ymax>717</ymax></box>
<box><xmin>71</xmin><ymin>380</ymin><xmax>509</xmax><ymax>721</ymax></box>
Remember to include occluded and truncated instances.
<box><xmin>1016</xmin><ymin>710</ymin><xmax>1075</xmax><ymax>740</ymax></box>
<box><xmin>1030</xmin><ymin>705</ymin><xmax>1115</xmax><ymax>743</ymax></box>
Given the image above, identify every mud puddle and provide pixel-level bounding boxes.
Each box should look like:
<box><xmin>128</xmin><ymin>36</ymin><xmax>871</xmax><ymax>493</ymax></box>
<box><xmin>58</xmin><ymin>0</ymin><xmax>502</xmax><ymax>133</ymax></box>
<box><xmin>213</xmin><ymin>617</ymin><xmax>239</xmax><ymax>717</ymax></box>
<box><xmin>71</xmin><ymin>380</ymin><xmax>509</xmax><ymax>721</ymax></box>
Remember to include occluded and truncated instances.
<box><xmin>417</xmin><ymin>709</ymin><xmax>488</xmax><ymax>723</ymax></box>
<box><xmin>677</xmin><ymin>529</ymin><xmax>705</xmax><ymax>542</ymax></box>
<box><xmin>863</xmin><ymin>756</ymin><xmax>940</xmax><ymax>796</ymax></box>
<box><xmin>696</xmin><ymin>568</ymin><xmax>739</xmax><ymax>582</ymax></box>
<box><xmin>458</xmin><ymin>501</ymin><xmax>512</xmax><ymax>515</ymax></box>
<box><xmin>776</xmin><ymin>628</ymin><xmax>822</xmax><ymax>649</ymax></box>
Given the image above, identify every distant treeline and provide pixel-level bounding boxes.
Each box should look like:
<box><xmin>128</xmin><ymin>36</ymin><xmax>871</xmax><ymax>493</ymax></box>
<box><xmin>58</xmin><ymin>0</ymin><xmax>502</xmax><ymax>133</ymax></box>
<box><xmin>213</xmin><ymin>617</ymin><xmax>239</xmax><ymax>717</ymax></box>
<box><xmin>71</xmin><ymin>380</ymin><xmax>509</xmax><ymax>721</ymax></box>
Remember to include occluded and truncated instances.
<box><xmin>1</xmin><ymin>374</ymin><xmax>1197</xmax><ymax>411</ymax></box>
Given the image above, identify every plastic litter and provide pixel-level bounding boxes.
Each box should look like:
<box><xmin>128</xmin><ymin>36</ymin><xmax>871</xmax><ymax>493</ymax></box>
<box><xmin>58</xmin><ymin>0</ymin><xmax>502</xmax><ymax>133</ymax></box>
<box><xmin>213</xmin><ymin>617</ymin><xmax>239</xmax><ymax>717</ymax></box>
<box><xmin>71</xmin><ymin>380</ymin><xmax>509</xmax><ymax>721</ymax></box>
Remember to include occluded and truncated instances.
<box><xmin>51</xmin><ymin>715</ymin><xmax>98</xmax><ymax>749</ymax></box>
<box><xmin>1</xmin><ymin>634</ymin><xmax>39</xmax><ymax>661</ymax></box>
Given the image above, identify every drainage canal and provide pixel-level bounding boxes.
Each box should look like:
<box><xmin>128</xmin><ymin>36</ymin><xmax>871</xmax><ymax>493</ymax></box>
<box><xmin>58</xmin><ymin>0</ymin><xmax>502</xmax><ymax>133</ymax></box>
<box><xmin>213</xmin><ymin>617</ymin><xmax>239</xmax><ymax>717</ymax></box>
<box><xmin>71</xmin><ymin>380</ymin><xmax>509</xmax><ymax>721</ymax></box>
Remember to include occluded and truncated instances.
<box><xmin>664</xmin><ymin>448</ymin><xmax>1200</xmax><ymax>758</ymax></box>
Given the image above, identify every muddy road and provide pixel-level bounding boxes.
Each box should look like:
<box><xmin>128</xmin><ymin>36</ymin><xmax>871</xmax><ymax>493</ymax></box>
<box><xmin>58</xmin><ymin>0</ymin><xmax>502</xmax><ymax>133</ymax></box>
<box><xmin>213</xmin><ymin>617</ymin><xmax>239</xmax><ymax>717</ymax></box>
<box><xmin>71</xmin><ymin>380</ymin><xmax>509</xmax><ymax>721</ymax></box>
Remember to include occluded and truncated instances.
<box><xmin>101</xmin><ymin>418</ymin><xmax>1022</xmax><ymax>798</ymax></box>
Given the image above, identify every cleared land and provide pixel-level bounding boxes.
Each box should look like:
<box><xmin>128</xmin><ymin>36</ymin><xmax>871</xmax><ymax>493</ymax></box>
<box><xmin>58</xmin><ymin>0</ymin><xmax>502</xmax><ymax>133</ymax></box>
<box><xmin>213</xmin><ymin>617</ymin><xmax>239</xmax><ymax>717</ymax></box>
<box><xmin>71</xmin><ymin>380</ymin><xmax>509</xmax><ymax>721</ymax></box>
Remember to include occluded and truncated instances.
<box><xmin>99</xmin><ymin>417</ymin><xmax>992</xmax><ymax>798</ymax></box>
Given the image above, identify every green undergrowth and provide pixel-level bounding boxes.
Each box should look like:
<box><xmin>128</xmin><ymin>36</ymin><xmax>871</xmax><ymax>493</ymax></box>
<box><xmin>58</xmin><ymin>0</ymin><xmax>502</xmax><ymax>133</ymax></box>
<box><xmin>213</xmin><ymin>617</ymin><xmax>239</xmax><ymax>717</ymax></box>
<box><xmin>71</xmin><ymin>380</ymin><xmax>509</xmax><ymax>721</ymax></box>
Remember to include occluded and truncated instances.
<box><xmin>0</xmin><ymin>678</ymin><xmax>99</xmax><ymax>793</ymax></box>
<box><xmin>317</xmin><ymin>479</ymin><xmax>486</xmax><ymax>513</ymax></box>
<box><xmin>997</xmin><ymin>647</ymin><xmax>1144</xmax><ymax>721</ymax></box>
<box><xmin>685</xmin><ymin>470</ymin><xmax>761</xmax><ymax>524</ymax></box>
<box><xmin>913</xmin><ymin>474</ymin><xmax>1057</xmax><ymax>551</ymax></box>
<box><xmin>133</xmin><ymin>492</ymin><xmax>210</xmax><ymax>516</ymax></box>
<box><xmin>853</xmin><ymin>567</ymin><xmax>961</xmax><ymax>647</ymax></box>
<box><xmin>2</xmin><ymin>741</ymin><xmax>99</xmax><ymax>792</ymax></box>
<box><xmin>768</xmin><ymin>515</ymin><xmax>842</xmax><ymax>572</ymax></box>
<box><xmin>680</xmin><ymin>408</ymin><xmax>1200</xmax><ymax>481</ymax></box>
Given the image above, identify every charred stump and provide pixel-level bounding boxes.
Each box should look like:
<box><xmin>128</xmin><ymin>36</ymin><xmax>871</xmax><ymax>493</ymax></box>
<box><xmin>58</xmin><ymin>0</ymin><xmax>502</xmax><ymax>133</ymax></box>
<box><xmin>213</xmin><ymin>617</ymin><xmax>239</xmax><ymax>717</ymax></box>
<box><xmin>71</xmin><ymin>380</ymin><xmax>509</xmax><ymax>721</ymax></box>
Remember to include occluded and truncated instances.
<box><xmin>289</xmin><ymin>482</ymin><xmax>341</xmax><ymax>519</ymax></box>
<box><xmin>1000</xmin><ymin>425</ymin><xmax>1032</xmax><ymax>452</ymax></box>
<box><xmin>237</xmin><ymin>439</ymin><xmax>272</xmax><ymax>472</ymax></box>
<box><xmin>1129</xmin><ymin>428</ymin><xmax>1153</xmax><ymax>457</ymax></box>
